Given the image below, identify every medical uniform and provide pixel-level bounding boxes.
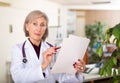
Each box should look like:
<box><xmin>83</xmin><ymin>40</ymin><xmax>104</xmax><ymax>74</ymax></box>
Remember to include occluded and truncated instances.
<box><xmin>10</xmin><ymin>39</ymin><xmax>83</xmax><ymax>83</ymax></box>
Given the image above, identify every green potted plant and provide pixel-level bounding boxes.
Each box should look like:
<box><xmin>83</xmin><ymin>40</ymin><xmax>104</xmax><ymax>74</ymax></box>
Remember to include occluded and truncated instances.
<box><xmin>85</xmin><ymin>21</ymin><xmax>106</xmax><ymax>63</ymax></box>
<box><xmin>97</xmin><ymin>23</ymin><xmax>120</xmax><ymax>83</ymax></box>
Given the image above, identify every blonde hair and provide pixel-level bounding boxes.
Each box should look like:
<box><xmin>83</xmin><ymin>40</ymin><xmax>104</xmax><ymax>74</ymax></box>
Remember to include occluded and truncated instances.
<box><xmin>23</xmin><ymin>10</ymin><xmax>48</xmax><ymax>41</ymax></box>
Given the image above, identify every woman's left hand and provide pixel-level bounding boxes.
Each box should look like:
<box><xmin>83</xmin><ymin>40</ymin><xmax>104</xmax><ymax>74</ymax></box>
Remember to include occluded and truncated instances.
<box><xmin>73</xmin><ymin>59</ymin><xmax>85</xmax><ymax>73</ymax></box>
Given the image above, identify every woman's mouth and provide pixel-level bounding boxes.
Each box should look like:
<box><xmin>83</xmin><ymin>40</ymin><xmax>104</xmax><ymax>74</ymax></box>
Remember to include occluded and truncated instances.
<box><xmin>34</xmin><ymin>33</ymin><xmax>40</xmax><ymax>36</ymax></box>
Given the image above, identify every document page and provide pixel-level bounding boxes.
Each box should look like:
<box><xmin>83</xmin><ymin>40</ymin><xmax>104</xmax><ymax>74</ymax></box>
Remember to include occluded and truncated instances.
<box><xmin>51</xmin><ymin>35</ymin><xmax>90</xmax><ymax>74</ymax></box>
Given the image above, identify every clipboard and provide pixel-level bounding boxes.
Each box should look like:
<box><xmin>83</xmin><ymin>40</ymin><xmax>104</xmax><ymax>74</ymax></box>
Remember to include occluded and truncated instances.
<box><xmin>51</xmin><ymin>35</ymin><xmax>90</xmax><ymax>74</ymax></box>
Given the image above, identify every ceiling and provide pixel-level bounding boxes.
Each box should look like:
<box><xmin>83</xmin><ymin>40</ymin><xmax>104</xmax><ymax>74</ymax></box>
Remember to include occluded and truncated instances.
<box><xmin>45</xmin><ymin>0</ymin><xmax>120</xmax><ymax>10</ymax></box>
<box><xmin>0</xmin><ymin>0</ymin><xmax>120</xmax><ymax>6</ymax></box>
<box><xmin>46</xmin><ymin>0</ymin><xmax>120</xmax><ymax>5</ymax></box>
<box><xmin>1</xmin><ymin>0</ymin><xmax>120</xmax><ymax>10</ymax></box>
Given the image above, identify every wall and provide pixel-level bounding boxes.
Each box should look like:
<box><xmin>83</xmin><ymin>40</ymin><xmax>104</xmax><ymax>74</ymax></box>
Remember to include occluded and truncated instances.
<box><xmin>86</xmin><ymin>10</ymin><xmax>120</xmax><ymax>27</ymax></box>
<box><xmin>0</xmin><ymin>7</ymin><xmax>27</xmax><ymax>83</ymax></box>
<box><xmin>0</xmin><ymin>0</ymin><xmax>68</xmax><ymax>82</ymax></box>
<box><xmin>75</xmin><ymin>11</ymin><xmax>86</xmax><ymax>37</ymax></box>
<box><xmin>70</xmin><ymin>10</ymin><xmax>120</xmax><ymax>37</ymax></box>
<box><xmin>66</xmin><ymin>10</ymin><xmax>86</xmax><ymax>37</ymax></box>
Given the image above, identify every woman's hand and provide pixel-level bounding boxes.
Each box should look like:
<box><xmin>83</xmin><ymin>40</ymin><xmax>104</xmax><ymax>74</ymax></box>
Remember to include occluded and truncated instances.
<box><xmin>41</xmin><ymin>47</ymin><xmax>60</xmax><ymax>70</ymax></box>
<box><xmin>73</xmin><ymin>59</ymin><xmax>85</xmax><ymax>73</ymax></box>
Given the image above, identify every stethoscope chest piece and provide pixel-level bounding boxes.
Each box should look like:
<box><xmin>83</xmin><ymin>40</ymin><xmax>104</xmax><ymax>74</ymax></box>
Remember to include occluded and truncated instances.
<box><xmin>22</xmin><ymin>58</ymin><xmax>27</xmax><ymax>63</ymax></box>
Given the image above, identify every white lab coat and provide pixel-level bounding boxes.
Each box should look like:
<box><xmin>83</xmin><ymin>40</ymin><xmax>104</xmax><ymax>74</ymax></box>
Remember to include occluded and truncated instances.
<box><xmin>10</xmin><ymin>39</ymin><xmax>83</xmax><ymax>83</ymax></box>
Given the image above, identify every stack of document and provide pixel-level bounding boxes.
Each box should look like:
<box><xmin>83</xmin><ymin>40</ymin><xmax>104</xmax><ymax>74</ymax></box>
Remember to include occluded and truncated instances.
<box><xmin>51</xmin><ymin>35</ymin><xmax>90</xmax><ymax>74</ymax></box>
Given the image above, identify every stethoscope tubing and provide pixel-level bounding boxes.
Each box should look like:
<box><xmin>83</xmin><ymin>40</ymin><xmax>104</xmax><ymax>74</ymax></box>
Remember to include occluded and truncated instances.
<box><xmin>22</xmin><ymin>41</ymin><xmax>27</xmax><ymax>63</ymax></box>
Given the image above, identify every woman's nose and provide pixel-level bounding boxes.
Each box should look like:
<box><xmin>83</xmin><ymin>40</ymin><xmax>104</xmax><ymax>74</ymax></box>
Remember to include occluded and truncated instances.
<box><xmin>36</xmin><ymin>25</ymin><xmax>41</xmax><ymax>31</ymax></box>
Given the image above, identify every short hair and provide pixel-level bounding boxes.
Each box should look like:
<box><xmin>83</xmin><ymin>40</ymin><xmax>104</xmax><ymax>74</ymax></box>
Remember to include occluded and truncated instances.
<box><xmin>23</xmin><ymin>10</ymin><xmax>48</xmax><ymax>41</ymax></box>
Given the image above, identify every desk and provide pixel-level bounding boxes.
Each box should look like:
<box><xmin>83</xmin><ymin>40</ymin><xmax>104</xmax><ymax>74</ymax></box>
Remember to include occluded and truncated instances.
<box><xmin>83</xmin><ymin>76</ymin><xmax>113</xmax><ymax>83</ymax></box>
<box><xmin>83</xmin><ymin>64</ymin><xmax>118</xmax><ymax>83</ymax></box>
<box><xmin>83</xmin><ymin>64</ymin><xmax>107</xmax><ymax>83</ymax></box>
<box><xmin>83</xmin><ymin>73</ymin><xmax>101</xmax><ymax>82</ymax></box>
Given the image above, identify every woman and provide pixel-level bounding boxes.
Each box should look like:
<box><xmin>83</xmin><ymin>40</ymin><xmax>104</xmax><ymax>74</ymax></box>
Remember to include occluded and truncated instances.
<box><xmin>10</xmin><ymin>10</ymin><xmax>85</xmax><ymax>83</ymax></box>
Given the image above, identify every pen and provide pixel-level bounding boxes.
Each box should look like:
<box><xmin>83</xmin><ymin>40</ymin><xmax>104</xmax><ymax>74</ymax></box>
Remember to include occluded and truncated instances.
<box><xmin>54</xmin><ymin>46</ymin><xmax>61</xmax><ymax>50</ymax></box>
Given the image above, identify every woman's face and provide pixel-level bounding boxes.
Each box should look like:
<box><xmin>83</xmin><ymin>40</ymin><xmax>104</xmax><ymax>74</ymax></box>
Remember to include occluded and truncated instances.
<box><xmin>26</xmin><ymin>17</ymin><xmax>47</xmax><ymax>42</ymax></box>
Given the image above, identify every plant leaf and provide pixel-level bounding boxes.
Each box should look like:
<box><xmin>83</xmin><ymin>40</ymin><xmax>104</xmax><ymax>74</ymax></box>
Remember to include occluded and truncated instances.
<box><xmin>107</xmin><ymin>66</ymin><xmax>112</xmax><ymax>76</ymax></box>
<box><xmin>96</xmin><ymin>44</ymin><xmax>103</xmax><ymax>57</ymax></box>
<box><xmin>118</xmin><ymin>67</ymin><xmax>120</xmax><ymax>74</ymax></box>
<box><xmin>112</xmin><ymin>23</ymin><xmax>120</xmax><ymax>39</ymax></box>
<box><xmin>118</xmin><ymin>39</ymin><xmax>120</xmax><ymax>48</ymax></box>
<box><xmin>99</xmin><ymin>68</ymin><xmax>104</xmax><ymax>76</ymax></box>
<box><xmin>112</xmin><ymin>57</ymin><xmax>117</xmax><ymax>65</ymax></box>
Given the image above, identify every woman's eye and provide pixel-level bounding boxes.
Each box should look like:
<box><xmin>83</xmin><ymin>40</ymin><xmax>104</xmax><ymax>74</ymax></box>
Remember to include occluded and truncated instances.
<box><xmin>33</xmin><ymin>23</ymin><xmax>37</xmax><ymax>26</ymax></box>
<box><xmin>40</xmin><ymin>23</ymin><xmax>46</xmax><ymax>27</ymax></box>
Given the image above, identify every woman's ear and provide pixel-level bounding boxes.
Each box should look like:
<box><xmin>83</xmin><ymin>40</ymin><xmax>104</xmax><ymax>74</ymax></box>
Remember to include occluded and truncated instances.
<box><xmin>25</xmin><ymin>23</ymin><xmax>29</xmax><ymax>31</ymax></box>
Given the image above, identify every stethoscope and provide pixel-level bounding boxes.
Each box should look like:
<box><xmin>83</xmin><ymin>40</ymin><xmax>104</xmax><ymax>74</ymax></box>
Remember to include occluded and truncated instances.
<box><xmin>22</xmin><ymin>41</ymin><xmax>54</xmax><ymax>64</ymax></box>
<box><xmin>22</xmin><ymin>41</ymin><xmax>27</xmax><ymax>63</ymax></box>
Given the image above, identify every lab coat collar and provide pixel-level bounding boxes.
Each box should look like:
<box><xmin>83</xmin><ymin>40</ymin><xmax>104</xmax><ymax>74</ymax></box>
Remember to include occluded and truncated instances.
<box><xmin>24</xmin><ymin>39</ymin><xmax>47</xmax><ymax>49</ymax></box>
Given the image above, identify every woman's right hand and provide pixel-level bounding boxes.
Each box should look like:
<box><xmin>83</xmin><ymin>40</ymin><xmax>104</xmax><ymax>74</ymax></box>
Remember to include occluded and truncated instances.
<box><xmin>41</xmin><ymin>47</ymin><xmax>60</xmax><ymax>70</ymax></box>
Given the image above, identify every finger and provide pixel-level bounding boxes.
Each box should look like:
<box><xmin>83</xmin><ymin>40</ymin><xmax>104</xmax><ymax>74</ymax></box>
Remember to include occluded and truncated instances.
<box><xmin>74</xmin><ymin>66</ymin><xmax>84</xmax><ymax>72</ymax></box>
<box><xmin>73</xmin><ymin>62</ymin><xmax>83</xmax><ymax>70</ymax></box>
<box><xmin>74</xmin><ymin>63</ymin><xmax>85</xmax><ymax>72</ymax></box>
<box><xmin>74</xmin><ymin>64</ymin><xmax>83</xmax><ymax>69</ymax></box>
<box><xmin>75</xmin><ymin>62</ymin><xmax>83</xmax><ymax>67</ymax></box>
<box><xmin>48</xmin><ymin>47</ymin><xmax>56</xmax><ymax>52</ymax></box>
<box><xmin>46</xmin><ymin>47</ymin><xmax>57</xmax><ymax>54</ymax></box>
<box><xmin>78</xmin><ymin>59</ymin><xmax>85</xmax><ymax>65</ymax></box>
<box><xmin>78</xmin><ymin>66</ymin><xmax>85</xmax><ymax>72</ymax></box>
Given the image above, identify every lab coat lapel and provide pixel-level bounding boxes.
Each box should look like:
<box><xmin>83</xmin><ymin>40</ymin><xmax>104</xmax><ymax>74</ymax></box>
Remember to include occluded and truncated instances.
<box><xmin>25</xmin><ymin>39</ymin><xmax>39</xmax><ymax>63</ymax></box>
<box><xmin>39</xmin><ymin>41</ymin><xmax>51</xmax><ymax>63</ymax></box>
<box><xmin>39</xmin><ymin>41</ymin><xmax>47</xmax><ymax>63</ymax></box>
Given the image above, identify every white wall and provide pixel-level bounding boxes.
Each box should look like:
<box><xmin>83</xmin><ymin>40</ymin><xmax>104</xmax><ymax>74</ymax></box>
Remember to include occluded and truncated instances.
<box><xmin>75</xmin><ymin>11</ymin><xmax>86</xmax><ymax>37</ymax></box>
<box><xmin>0</xmin><ymin>7</ymin><xmax>29</xmax><ymax>83</ymax></box>
<box><xmin>0</xmin><ymin>0</ymin><xmax>68</xmax><ymax>82</ymax></box>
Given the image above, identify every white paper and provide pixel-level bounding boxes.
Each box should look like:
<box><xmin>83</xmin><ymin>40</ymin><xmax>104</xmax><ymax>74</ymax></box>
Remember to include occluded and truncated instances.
<box><xmin>51</xmin><ymin>35</ymin><xmax>90</xmax><ymax>74</ymax></box>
